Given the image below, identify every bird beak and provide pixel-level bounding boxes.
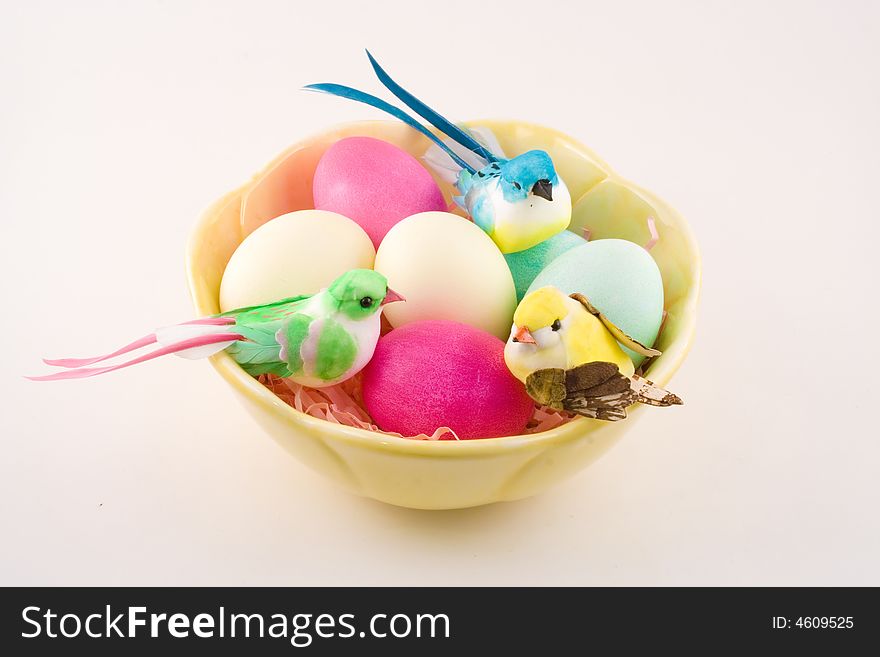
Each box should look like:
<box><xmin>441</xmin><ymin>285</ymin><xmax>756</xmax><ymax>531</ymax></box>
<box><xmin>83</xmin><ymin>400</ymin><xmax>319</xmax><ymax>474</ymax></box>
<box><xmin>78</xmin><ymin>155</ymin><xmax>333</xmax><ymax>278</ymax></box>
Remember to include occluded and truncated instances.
<box><xmin>381</xmin><ymin>288</ymin><xmax>406</xmax><ymax>305</ymax></box>
<box><xmin>512</xmin><ymin>326</ymin><xmax>536</xmax><ymax>344</ymax></box>
<box><xmin>531</xmin><ymin>179</ymin><xmax>553</xmax><ymax>202</ymax></box>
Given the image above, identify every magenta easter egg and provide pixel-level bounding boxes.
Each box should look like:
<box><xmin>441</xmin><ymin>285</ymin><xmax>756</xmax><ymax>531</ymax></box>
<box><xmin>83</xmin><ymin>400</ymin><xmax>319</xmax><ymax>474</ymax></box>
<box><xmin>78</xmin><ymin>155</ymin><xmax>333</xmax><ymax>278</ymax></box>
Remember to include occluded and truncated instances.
<box><xmin>361</xmin><ymin>320</ymin><xmax>534</xmax><ymax>439</ymax></box>
<box><xmin>313</xmin><ymin>137</ymin><xmax>447</xmax><ymax>248</ymax></box>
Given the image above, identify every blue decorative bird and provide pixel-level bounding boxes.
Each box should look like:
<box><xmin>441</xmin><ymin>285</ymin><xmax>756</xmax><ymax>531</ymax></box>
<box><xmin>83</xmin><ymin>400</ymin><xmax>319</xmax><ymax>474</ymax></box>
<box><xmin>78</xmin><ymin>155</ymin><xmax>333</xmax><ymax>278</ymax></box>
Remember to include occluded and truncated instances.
<box><xmin>305</xmin><ymin>51</ymin><xmax>572</xmax><ymax>254</ymax></box>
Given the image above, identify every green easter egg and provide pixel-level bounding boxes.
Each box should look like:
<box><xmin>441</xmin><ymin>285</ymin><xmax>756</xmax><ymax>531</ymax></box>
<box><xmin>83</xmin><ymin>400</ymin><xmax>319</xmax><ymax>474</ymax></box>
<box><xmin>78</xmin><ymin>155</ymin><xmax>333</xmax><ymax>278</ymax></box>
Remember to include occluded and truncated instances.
<box><xmin>504</xmin><ymin>230</ymin><xmax>586</xmax><ymax>301</ymax></box>
<box><xmin>527</xmin><ymin>238</ymin><xmax>664</xmax><ymax>366</ymax></box>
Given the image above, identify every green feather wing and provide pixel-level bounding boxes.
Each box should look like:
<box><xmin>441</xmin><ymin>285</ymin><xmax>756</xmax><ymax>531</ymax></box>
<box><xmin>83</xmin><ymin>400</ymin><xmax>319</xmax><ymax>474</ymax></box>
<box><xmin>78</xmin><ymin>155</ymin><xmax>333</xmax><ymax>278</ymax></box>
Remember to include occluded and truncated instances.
<box><xmin>220</xmin><ymin>294</ymin><xmax>312</xmax><ymax>324</ymax></box>
<box><xmin>225</xmin><ymin>341</ymin><xmax>290</xmax><ymax>377</ymax></box>
<box><xmin>220</xmin><ymin>295</ymin><xmax>314</xmax><ymax>377</ymax></box>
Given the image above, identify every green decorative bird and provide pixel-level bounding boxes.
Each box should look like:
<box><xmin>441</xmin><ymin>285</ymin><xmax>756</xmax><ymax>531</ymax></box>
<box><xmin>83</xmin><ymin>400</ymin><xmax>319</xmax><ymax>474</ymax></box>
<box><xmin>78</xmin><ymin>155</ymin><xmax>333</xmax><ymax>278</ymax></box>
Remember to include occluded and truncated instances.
<box><xmin>29</xmin><ymin>269</ymin><xmax>404</xmax><ymax>387</ymax></box>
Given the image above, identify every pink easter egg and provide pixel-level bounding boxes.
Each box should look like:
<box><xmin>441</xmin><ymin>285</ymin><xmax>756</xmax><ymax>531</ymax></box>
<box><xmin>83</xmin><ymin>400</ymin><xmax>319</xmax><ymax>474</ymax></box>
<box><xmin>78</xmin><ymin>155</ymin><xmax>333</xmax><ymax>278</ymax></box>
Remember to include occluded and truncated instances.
<box><xmin>361</xmin><ymin>320</ymin><xmax>534</xmax><ymax>440</ymax></box>
<box><xmin>312</xmin><ymin>137</ymin><xmax>447</xmax><ymax>248</ymax></box>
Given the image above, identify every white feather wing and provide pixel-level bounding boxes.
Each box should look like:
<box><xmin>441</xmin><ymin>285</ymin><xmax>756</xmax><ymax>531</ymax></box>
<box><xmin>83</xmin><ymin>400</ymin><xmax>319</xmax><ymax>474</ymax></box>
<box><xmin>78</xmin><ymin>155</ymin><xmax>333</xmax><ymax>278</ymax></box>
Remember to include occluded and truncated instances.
<box><xmin>422</xmin><ymin>126</ymin><xmax>508</xmax><ymax>183</ymax></box>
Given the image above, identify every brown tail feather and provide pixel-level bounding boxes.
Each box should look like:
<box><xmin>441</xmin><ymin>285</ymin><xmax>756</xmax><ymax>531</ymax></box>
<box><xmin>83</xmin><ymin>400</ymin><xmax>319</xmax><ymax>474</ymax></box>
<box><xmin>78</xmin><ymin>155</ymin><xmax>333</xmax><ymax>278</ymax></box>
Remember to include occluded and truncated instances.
<box><xmin>631</xmin><ymin>375</ymin><xmax>683</xmax><ymax>407</ymax></box>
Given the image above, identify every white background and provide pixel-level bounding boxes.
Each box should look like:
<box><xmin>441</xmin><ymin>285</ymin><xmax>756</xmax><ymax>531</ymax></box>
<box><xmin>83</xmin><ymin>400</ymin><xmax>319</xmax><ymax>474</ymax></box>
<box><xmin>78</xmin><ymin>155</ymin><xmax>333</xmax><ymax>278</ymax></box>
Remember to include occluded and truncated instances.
<box><xmin>2</xmin><ymin>0</ymin><xmax>878</xmax><ymax>585</ymax></box>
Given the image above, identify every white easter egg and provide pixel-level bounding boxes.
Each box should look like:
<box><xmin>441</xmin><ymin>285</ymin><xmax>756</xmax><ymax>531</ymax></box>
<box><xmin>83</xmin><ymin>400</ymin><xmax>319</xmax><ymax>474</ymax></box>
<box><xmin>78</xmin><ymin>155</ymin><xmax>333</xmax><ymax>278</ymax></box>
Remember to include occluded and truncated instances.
<box><xmin>219</xmin><ymin>210</ymin><xmax>375</xmax><ymax>311</ymax></box>
<box><xmin>375</xmin><ymin>211</ymin><xmax>517</xmax><ymax>339</ymax></box>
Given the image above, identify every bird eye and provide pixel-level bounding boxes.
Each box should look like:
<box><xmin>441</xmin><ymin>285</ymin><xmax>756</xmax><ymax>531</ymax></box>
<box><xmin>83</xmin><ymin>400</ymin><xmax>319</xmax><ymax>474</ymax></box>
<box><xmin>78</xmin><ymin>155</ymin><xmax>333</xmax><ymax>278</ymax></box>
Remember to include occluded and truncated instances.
<box><xmin>360</xmin><ymin>296</ymin><xmax>373</xmax><ymax>308</ymax></box>
<box><xmin>551</xmin><ymin>319</ymin><xmax>562</xmax><ymax>331</ymax></box>
<box><xmin>513</xmin><ymin>181</ymin><xmax>521</xmax><ymax>190</ymax></box>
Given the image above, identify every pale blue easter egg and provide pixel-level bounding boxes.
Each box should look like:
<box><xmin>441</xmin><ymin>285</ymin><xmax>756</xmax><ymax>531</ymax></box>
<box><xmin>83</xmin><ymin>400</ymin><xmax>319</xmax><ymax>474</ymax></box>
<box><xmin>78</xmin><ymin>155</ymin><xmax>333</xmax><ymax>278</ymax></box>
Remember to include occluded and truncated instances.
<box><xmin>527</xmin><ymin>238</ymin><xmax>664</xmax><ymax>366</ymax></box>
<box><xmin>504</xmin><ymin>229</ymin><xmax>586</xmax><ymax>302</ymax></box>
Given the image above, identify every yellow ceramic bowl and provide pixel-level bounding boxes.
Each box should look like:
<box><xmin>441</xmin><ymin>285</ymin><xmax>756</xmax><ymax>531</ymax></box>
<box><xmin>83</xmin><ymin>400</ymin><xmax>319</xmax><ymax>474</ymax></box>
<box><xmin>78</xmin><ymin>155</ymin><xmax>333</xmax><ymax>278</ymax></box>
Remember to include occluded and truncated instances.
<box><xmin>186</xmin><ymin>120</ymin><xmax>701</xmax><ymax>510</ymax></box>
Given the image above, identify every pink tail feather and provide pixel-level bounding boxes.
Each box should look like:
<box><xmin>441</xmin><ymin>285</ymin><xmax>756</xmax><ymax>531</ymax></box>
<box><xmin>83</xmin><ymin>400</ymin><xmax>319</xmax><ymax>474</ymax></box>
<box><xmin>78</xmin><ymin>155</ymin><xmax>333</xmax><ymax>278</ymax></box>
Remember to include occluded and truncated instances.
<box><xmin>41</xmin><ymin>317</ymin><xmax>235</xmax><ymax>368</ymax></box>
<box><xmin>43</xmin><ymin>333</ymin><xmax>158</xmax><ymax>368</ymax></box>
<box><xmin>181</xmin><ymin>317</ymin><xmax>237</xmax><ymax>326</ymax></box>
<box><xmin>27</xmin><ymin>333</ymin><xmax>243</xmax><ymax>382</ymax></box>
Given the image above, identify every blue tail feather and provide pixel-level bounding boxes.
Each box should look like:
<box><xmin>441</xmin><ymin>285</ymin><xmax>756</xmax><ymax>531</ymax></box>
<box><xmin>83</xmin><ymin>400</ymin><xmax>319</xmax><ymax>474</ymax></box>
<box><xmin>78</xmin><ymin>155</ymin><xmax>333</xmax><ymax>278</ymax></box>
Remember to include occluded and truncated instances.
<box><xmin>365</xmin><ymin>50</ymin><xmax>498</xmax><ymax>163</ymax></box>
<box><xmin>303</xmin><ymin>83</ymin><xmax>475</xmax><ymax>174</ymax></box>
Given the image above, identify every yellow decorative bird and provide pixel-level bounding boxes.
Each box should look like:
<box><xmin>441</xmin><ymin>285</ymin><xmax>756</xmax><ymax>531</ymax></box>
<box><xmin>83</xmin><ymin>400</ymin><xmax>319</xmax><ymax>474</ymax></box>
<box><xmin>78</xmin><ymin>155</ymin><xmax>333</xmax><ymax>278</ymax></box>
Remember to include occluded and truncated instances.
<box><xmin>504</xmin><ymin>286</ymin><xmax>682</xmax><ymax>421</ymax></box>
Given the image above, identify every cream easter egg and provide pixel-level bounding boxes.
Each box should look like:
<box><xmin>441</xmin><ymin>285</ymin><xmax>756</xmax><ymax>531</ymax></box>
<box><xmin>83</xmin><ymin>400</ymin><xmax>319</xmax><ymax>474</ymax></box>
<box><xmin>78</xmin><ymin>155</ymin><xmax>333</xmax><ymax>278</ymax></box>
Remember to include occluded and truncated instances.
<box><xmin>374</xmin><ymin>211</ymin><xmax>517</xmax><ymax>339</ymax></box>
<box><xmin>219</xmin><ymin>210</ymin><xmax>375</xmax><ymax>311</ymax></box>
